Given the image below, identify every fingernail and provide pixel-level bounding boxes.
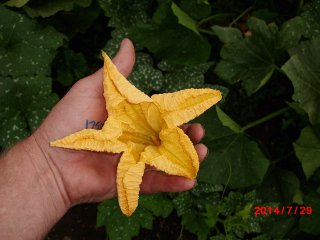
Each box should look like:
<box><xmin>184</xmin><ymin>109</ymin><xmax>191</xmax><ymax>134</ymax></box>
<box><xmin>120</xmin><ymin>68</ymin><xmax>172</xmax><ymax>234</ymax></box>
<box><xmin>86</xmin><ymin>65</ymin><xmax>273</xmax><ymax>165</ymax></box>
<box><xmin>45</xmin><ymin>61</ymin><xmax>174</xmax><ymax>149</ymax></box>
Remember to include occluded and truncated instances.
<box><xmin>194</xmin><ymin>179</ymin><xmax>198</xmax><ymax>187</ymax></box>
<box><xmin>184</xmin><ymin>179</ymin><xmax>196</xmax><ymax>189</ymax></box>
<box><xmin>120</xmin><ymin>38</ymin><xmax>127</xmax><ymax>49</ymax></box>
<box><xmin>200</xmin><ymin>124</ymin><xmax>206</xmax><ymax>138</ymax></box>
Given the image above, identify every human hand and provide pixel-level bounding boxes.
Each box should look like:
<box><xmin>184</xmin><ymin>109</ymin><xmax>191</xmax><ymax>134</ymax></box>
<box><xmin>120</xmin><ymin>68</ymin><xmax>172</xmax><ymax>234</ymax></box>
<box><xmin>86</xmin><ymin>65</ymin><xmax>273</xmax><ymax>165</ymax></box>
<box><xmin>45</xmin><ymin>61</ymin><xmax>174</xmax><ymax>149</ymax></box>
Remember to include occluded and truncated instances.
<box><xmin>32</xmin><ymin>39</ymin><xmax>209</xmax><ymax>207</ymax></box>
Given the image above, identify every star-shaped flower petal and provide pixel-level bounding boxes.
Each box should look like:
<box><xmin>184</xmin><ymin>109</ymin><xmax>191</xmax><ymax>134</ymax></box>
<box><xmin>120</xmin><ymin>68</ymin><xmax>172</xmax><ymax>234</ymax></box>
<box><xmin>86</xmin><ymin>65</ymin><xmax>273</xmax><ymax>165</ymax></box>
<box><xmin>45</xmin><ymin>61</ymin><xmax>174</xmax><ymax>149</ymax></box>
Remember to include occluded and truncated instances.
<box><xmin>50</xmin><ymin>52</ymin><xmax>222</xmax><ymax>216</ymax></box>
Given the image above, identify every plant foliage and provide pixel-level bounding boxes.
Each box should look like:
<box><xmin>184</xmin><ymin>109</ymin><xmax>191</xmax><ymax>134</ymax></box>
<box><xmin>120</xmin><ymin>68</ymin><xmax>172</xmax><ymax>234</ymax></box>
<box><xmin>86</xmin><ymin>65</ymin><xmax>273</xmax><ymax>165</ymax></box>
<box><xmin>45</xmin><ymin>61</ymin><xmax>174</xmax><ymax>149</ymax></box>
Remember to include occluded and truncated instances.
<box><xmin>1</xmin><ymin>0</ymin><xmax>320</xmax><ymax>239</ymax></box>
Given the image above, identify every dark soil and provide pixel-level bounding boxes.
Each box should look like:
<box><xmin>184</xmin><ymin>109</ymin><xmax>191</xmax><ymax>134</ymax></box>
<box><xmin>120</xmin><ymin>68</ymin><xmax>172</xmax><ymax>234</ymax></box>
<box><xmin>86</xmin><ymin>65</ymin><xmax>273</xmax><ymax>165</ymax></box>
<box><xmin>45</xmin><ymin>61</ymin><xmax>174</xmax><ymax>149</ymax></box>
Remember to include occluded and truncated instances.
<box><xmin>46</xmin><ymin>204</ymin><xmax>105</xmax><ymax>240</ymax></box>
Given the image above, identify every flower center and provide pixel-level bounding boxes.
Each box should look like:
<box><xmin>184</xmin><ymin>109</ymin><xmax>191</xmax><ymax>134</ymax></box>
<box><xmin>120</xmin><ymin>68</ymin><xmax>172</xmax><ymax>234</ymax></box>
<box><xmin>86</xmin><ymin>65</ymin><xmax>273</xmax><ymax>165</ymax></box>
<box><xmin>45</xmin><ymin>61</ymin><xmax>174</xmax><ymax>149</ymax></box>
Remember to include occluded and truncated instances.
<box><xmin>151</xmin><ymin>135</ymin><xmax>161</xmax><ymax>146</ymax></box>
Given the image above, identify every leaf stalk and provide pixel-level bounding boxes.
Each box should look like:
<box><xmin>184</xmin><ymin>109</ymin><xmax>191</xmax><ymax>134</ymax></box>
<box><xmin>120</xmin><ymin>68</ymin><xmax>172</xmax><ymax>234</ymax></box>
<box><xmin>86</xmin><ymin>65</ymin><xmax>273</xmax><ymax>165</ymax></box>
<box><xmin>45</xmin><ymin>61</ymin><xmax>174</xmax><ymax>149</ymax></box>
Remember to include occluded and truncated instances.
<box><xmin>229</xmin><ymin>6</ymin><xmax>255</xmax><ymax>27</ymax></box>
<box><xmin>197</xmin><ymin>13</ymin><xmax>234</xmax><ymax>26</ymax></box>
<box><xmin>241</xmin><ymin>107</ymin><xmax>290</xmax><ymax>132</ymax></box>
<box><xmin>198</xmin><ymin>28</ymin><xmax>216</xmax><ymax>36</ymax></box>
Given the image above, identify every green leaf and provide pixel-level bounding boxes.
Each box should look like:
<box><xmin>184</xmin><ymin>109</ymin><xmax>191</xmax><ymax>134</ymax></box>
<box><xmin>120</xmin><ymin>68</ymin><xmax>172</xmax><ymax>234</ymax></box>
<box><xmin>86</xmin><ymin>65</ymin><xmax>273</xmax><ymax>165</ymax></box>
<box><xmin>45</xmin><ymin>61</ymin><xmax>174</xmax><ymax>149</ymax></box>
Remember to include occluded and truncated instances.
<box><xmin>0</xmin><ymin>114</ymin><xmax>29</xmax><ymax>147</ymax></box>
<box><xmin>211</xmin><ymin>25</ymin><xmax>242</xmax><ymax>43</ymax></box>
<box><xmin>277</xmin><ymin>16</ymin><xmax>305</xmax><ymax>50</ymax></box>
<box><xmin>213</xmin><ymin>19</ymin><xmax>276</xmax><ymax>95</ymax></box>
<box><xmin>182</xmin><ymin>212</ymin><xmax>211</xmax><ymax>240</ymax></box>
<box><xmin>180</xmin><ymin>0</ymin><xmax>211</xmax><ymax>20</ymax></box>
<box><xmin>0</xmin><ymin>6</ymin><xmax>63</xmax><ymax>147</ymax></box>
<box><xmin>96</xmin><ymin>199</ymin><xmax>153</xmax><ymax>240</ymax></box>
<box><xmin>282</xmin><ymin>37</ymin><xmax>320</xmax><ymax>124</ymax></box>
<box><xmin>0</xmin><ymin>7</ymin><xmax>64</xmax><ymax>77</ymax></box>
<box><xmin>197</xmin><ymin>108</ymin><xmax>270</xmax><ymax>188</ymax></box>
<box><xmin>252</xmin><ymin>8</ymin><xmax>279</xmax><ymax>22</ymax></box>
<box><xmin>214</xmin><ymin>17</ymin><xmax>303</xmax><ymax>95</ymax></box>
<box><xmin>158</xmin><ymin>61</ymin><xmax>213</xmax><ymax>92</ymax></box>
<box><xmin>26</xmin><ymin>94</ymin><xmax>59</xmax><ymax>130</ymax></box>
<box><xmin>260</xmin><ymin>214</ymin><xmax>296</xmax><ymax>239</ymax></box>
<box><xmin>301</xmin><ymin>0</ymin><xmax>320</xmax><ymax>38</ymax></box>
<box><xmin>216</xmin><ymin>191</ymin><xmax>262</xmax><ymax>238</ymax></box>
<box><xmin>24</xmin><ymin>0</ymin><xmax>92</xmax><ymax>18</ymax></box>
<box><xmin>0</xmin><ymin>75</ymin><xmax>59</xmax><ymax>147</ymax></box>
<box><xmin>216</xmin><ymin>106</ymin><xmax>242</xmax><ymax>133</ymax></box>
<box><xmin>172</xmin><ymin>192</ymin><xmax>193</xmax><ymax>216</ymax></box>
<box><xmin>4</xmin><ymin>0</ymin><xmax>29</xmax><ymax>7</ymax></box>
<box><xmin>128</xmin><ymin>53</ymin><xmax>164</xmax><ymax>94</ymax></box>
<box><xmin>294</xmin><ymin>125</ymin><xmax>320</xmax><ymax>179</ymax></box>
<box><xmin>299</xmin><ymin>192</ymin><xmax>320</xmax><ymax>235</ymax></box>
<box><xmin>131</xmin><ymin>2</ymin><xmax>211</xmax><ymax>66</ymax></box>
<box><xmin>258</xmin><ymin>168</ymin><xmax>300</xmax><ymax>205</ymax></box>
<box><xmin>96</xmin><ymin>194</ymin><xmax>173</xmax><ymax>240</ymax></box>
<box><xmin>98</xmin><ymin>0</ymin><xmax>151</xmax><ymax>28</ymax></box>
<box><xmin>54</xmin><ymin>49</ymin><xmax>89</xmax><ymax>86</ymax></box>
<box><xmin>131</xmin><ymin>23</ymin><xmax>211</xmax><ymax>66</ymax></box>
<box><xmin>173</xmin><ymin>183</ymin><xmax>222</xmax><ymax>240</ymax></box>
<box><xmin>138</xmin><ymin>194</ymin><xmax>174</xmax><ymax>218</ymax></box>
<box><xmin>171</xmin><ymin>2</ymin><xmax>199</xmax><ymax>35</ymax></box>
<box><xmin>43</xmin><ymin>3</ymin><xmax>101</xmax><ymax>38</ymax></box>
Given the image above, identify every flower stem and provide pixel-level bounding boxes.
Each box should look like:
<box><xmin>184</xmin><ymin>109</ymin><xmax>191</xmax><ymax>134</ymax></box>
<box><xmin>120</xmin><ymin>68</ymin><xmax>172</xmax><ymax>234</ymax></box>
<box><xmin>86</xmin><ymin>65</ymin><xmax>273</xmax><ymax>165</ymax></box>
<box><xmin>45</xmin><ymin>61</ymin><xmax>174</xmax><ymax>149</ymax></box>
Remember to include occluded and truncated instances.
<box><xmin>241</xmin><ymin>107</ymin><xmax>289</xmax><ymax>132</ymax></box>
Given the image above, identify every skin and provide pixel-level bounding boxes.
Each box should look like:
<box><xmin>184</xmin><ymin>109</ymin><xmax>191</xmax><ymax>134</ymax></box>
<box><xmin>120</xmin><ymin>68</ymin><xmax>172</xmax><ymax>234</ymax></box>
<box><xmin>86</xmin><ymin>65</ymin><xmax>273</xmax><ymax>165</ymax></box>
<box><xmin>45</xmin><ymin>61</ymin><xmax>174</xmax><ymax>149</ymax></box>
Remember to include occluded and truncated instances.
<box><xmin>0</xmin><ymin>39</ymin><xmax>208</xmax><ymax>239</ymax></box>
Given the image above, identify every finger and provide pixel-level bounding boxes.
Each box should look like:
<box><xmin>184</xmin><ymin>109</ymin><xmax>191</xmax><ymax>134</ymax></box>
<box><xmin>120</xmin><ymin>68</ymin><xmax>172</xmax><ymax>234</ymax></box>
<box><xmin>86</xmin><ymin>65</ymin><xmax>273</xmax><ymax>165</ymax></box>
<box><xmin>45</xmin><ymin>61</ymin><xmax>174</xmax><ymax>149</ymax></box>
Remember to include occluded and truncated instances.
<box><xmin>140</xmin><ymin>171</ymin><xmax>195</xmax><ymax>194</ymax></box>
<box><xmin>180</xmin><ymin>123</ymin><xmax>205</xmax><ymax>144</ymax></box>
<box><xmin>140</xmin><ymin>143</ymin><xmax>208</xmax><ymax>194</ymax></box>
<box><xmin>112</xmin><ymin>38</ymin><xmax>135</xmax><ymax>78</ymax></box>
<box><xmin>195</xmin><ymin>143</ymin><xmax>209</xmax><ymax>163</ymax></box>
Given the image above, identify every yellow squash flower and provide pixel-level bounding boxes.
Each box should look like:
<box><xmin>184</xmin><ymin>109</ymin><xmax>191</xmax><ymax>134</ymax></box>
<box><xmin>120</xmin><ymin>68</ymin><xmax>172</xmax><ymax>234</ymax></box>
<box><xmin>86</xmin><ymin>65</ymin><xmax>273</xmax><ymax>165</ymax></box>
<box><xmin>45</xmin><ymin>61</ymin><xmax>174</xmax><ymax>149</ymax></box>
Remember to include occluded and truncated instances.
<box><xmin>50</xmin><ymin>52</ymin><xmax>222</xmax><ymax>216</ymax></box>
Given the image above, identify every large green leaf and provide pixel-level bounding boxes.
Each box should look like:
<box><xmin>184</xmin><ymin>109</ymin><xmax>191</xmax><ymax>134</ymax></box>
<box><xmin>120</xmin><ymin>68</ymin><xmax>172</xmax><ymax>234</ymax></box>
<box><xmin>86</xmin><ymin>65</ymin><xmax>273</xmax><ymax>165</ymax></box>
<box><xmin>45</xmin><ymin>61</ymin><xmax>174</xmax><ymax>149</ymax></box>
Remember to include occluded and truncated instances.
<box><xmin>214</xmin><ymin>17</ymin><xmax>304</xmax><ymax>95</ymax></box>
<box><xmin>0</xmin><ymin>7</ymin><xmax>64</xmax><ymax>77</ymax></box>
<box><xmin>171</xmin><ymin>2</ymin><xmax>199</xmax><ymax>35</ymax></box>
<box><xmin>260</xmin><ymin>214</ymin><xmax>297</xmax><ymax>239</ymax></box>
<box><xmin>282</xmin><ymin>38</ymin><xmax>320</xmax><ymax>124</ymax></box>
<box><xmin>173</xmin><ymin>183</ymin><xmax>223</xmax><ymax>240</ymax></box>
<box><xmin>43</xmin><ymin>3</ymin><xmax>101</xmax><ymax>38</ymax></box>
<box><xmin>258</xmin><ymin>168</ymin><xmax>300</xmax><ymax>205</ymax></box>
<box><xmin>197</xmin><ymin>108</ymin><xmax>270</xmax><ymax>188</ymax></box>
<box><xmin>301</xmin><ymin>0</ymin><xmax>320</xmax><ymax>38</ymax></box>
<box><xmin>98</xmin><ymin>0</ymin><xmax>151</xmax><ymax>28</ymax></box>
<box><xmin>158</xmin><ymin>61</ymin><xmax>213</xmax><ymax>92</ymax></box>
<box><xmin>96</xmin><ymin>194</ymin><xmax>173</xmax><ymax>240</ymax></box>
<box><xmin>130</xmin><ymin>0</ymin><xmax>211</xmax><ymax>66</ymax></box>
<box><xmin>216</xmin><ymin>106</ymin><xmax>242</xmax><ymax>133</ymax></box>
<box><xmin>4</xmin><ymin>0</ymin><xmax>29</xmax><ymax>7</ymax></box>
<box><xmin>179</xmin><ymin>0</ymin><xmax>211</xmax><ymax>20</ymax></box>
<box><xmin>294</xmin><ymin>125</ymin><xmax>320</xmax><ymax>179</ymax></box>
<box><xmin>299</xmin><ymin>192</ymin><xmax>320</xmax><ymax>235</ymax></box>
<box><xmin>128</xmin><ymin>53</ymin><xmax>164</xmax><ymax>94</ymax></box>
<box><xmin>0</xmin><ymin>6</ymin><xmax>63</xmax><ymax>147</ymax></box>
<box><xmin>23</xmin><ymin>0</ymin><xmax>92</xmax><ymax>18</ymax></box>
<box><xmin>131</xmin><ymin>23</ymin><xmax>211</xmax><ymax>66</ymax></box>
<box><xmin>54</xmin><ymin>48</ymin><xmax>89</xmax><ymax>86</ymax></box>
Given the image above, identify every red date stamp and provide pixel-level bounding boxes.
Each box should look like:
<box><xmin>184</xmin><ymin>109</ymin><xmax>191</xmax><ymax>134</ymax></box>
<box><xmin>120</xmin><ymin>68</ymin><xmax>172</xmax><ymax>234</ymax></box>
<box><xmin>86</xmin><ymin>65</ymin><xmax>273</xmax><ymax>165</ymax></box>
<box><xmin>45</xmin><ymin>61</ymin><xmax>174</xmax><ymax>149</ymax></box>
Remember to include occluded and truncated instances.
<box><xmin>254</xmin><ymin>206</ymin><xmax>313</xmax><ymax>215</ymax></box>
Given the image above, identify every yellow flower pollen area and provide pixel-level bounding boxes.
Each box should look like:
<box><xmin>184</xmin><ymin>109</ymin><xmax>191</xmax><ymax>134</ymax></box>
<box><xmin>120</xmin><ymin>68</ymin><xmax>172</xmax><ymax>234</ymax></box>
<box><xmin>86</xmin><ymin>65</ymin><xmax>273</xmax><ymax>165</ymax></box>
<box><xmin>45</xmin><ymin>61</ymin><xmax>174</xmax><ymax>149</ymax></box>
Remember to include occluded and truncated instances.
<box><xmin>50</xmin><ymin>51</ymin><xmax>222</xmax><ymax>216</ymax></box>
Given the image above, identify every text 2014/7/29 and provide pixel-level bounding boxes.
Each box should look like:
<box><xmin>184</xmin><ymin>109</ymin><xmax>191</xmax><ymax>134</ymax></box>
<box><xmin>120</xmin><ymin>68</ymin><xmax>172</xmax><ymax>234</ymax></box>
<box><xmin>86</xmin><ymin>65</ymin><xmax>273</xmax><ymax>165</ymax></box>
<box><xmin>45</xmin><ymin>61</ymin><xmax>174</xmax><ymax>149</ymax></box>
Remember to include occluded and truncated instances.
<box><xmin>254</xmin><ymin>206</ymin><xmax>313</xmax><ymax>215</ymax></box>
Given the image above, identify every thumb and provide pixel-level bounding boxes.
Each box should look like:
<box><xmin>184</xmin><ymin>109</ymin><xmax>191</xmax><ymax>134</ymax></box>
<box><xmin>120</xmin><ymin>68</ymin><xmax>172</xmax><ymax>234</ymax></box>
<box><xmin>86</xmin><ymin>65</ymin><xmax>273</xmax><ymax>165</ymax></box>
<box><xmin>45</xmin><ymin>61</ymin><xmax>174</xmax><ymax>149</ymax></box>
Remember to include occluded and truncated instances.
<box><xmin>112</xmin><ymin>38</ymin><xmax>135</xmax><ymax>78</ymax></box>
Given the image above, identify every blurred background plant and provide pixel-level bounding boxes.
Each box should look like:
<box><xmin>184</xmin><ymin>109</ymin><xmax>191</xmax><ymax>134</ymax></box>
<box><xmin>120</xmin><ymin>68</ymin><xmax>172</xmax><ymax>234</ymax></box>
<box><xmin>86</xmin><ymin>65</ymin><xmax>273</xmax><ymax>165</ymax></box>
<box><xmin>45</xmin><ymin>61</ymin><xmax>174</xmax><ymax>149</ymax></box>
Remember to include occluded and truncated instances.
<box><xmin>1</xmin><ymin>0</ymin><xmax>320</xmax><ymax>239</ymax></box>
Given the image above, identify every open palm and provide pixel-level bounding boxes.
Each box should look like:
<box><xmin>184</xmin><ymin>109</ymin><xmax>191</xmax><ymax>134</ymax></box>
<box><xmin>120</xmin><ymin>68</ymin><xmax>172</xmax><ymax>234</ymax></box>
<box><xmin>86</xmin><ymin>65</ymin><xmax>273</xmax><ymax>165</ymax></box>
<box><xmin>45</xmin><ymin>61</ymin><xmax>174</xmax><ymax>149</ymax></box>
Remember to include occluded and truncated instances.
<box><xmin>33</xmin><ymin>39</ymin><xmax>208</xmax><ymax>206</ymax></box>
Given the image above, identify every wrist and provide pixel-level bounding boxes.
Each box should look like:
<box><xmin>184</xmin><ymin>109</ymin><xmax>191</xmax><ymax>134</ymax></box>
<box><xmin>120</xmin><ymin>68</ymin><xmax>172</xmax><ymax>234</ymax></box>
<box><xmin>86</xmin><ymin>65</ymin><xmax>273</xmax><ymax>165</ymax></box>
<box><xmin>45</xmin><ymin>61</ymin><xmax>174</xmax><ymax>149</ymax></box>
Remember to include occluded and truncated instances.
<box><xmin>0</xmin><ymin>135</ymin><xmax>70</xmax><ymax>239</ymax></box>
<box><xmin>25</xmin><ymin>133</ymin><xmax>71</xmax><ymax>210</ymax></box>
